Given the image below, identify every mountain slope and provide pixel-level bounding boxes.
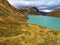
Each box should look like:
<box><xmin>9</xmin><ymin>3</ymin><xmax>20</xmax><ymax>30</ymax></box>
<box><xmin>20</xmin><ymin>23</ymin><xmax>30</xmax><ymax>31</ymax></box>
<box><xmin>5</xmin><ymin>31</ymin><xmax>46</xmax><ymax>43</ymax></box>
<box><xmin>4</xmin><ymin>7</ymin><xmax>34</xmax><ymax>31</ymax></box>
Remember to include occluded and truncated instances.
<box><xmin>18</xmin><ymin>7</ymin><xmax>41</xmax><ymax>15</ymax></box>
<box><xmin>0</xmin><ymin>23</ymin><xmax>60</xmax><ymax>45</ymax></box>
<box><xmin>0</xmin><ymin>0</ymin><xmax>28</xmax><ymax>24</ymax></box>
<box><xmin>47</xmin><ymin>9</ymin><xmax>60</xmax><ymax>17</ymax></box>
<box><xmin>0</xmin><ymin>0</ymin><xmax>60</xmax><ymax>45</ymax></box>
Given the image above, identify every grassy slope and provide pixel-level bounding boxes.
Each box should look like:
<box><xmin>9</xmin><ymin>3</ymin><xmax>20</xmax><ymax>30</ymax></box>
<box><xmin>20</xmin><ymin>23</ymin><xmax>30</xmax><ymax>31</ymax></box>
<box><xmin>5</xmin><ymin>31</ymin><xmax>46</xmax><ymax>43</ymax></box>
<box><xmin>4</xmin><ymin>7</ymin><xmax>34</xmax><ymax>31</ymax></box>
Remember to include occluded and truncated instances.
<box><xmin>0</xmin><ymin>0</ymin><xmax>60</xmax><ymax>45</ymax></box>
<box><xmin>0</xmin><ymin>0</ymin><xmax>28</xmax><ymax>24</ymax></box>
<box><xmin>0</xmin><ymin>24</ymin><xmax>60</xmax><ymax>45</ymax></box>
<box><xmin>47</xmin><ymin>9</ymin><xmax>60</xmax><ymax>17</ymax></box>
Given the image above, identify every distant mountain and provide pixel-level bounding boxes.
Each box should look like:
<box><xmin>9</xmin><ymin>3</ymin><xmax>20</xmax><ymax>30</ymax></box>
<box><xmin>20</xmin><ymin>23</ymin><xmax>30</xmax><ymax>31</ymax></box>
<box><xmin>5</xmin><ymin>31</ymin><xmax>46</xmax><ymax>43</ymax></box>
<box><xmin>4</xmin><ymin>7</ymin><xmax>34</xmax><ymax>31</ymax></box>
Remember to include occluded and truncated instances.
<box><xmin>18</xmin><ymin>7</ymin><xmax>41</xmax><ymax>15</ymax></box>
<box><xmin>15</xmin><ymin>5</ymin><xmax>51</xmax><ymax>15</ymax></box>
<box><xmin>39</xmin><ymin>11</ymin><xmax>48</xmax><ymax>15</ymax></box>
<box><xmin>47</xmin><ymin>8</ymin><xmax>60</xmax><ymax>17</ymax></box>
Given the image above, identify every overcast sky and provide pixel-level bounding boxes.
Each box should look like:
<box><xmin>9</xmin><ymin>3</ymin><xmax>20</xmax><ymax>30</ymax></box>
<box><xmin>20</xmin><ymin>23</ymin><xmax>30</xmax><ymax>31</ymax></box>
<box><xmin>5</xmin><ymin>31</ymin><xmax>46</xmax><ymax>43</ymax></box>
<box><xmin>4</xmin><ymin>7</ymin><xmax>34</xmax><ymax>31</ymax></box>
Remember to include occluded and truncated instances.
<box><xmin>8</xmin><ymin>0</ymin><xmax>60</xmax><ymax>12</ymax></box>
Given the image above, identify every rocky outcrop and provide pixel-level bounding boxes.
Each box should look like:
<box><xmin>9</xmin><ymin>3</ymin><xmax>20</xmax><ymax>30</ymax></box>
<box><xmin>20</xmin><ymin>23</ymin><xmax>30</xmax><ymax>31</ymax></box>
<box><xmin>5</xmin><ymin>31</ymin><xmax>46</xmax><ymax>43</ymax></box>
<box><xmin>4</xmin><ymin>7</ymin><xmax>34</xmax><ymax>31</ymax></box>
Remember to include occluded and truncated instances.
<box><xmin>18</xmin><ymin>7</ymin><xmax>41</xmax><ymax>15</ymax></box>
<box><xmin>47</xmin><ymin>9</ymin><xmax>60</xmax><ymax>17</ymax></box>
<box><xmin>0</xmin><ymin>0</ymin><xmax>60</xmax><ymax>45</ymax></box>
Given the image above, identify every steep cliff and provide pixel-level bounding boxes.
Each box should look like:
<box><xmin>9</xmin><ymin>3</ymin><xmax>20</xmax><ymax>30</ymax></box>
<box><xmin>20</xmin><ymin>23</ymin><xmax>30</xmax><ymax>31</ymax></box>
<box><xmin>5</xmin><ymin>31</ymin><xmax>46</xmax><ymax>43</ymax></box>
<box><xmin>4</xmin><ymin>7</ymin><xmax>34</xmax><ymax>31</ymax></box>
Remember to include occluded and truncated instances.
<box><xmin>47</xmin><ymin>9</ymin><xmax>60</xmax><ymax>17</ymax></box>
<box><xmin>0</xmin><ymin>0</ymin><xmax>60</xmax><ymax>45</ymax></box>
<box><xmin>18</xmin><ymin>7</ymin><xmax>41</xmax><ymax>15</ymax></box>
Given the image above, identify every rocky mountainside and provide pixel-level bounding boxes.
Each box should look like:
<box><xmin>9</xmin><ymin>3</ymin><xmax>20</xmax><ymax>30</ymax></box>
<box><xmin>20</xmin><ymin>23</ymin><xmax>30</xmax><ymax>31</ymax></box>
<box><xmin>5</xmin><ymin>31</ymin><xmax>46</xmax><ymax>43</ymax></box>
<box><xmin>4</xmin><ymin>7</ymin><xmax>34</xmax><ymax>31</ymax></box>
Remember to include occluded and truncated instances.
<box><xmin>47</xmin><ymin>9</ymin><xmax>60</xmax><ymax>17</ymax></box>
<box><xmin>18</xmin><ymin>7</ymin><xmax>41</xmax><ymax>15</ymax></box>
<box><xmin>0</xmin><ymin>0</ymin><xmax>60</xmax><ymax>45</ymax></box>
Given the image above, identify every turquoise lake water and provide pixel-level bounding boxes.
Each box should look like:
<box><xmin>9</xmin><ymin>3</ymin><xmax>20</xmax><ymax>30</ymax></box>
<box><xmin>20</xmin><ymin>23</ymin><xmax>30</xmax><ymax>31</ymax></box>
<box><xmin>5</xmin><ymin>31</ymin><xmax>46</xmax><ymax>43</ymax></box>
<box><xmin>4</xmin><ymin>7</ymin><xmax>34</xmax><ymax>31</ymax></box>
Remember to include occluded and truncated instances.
<box><xmin>27</xmin><ymin>15</ymin><xmax>60</xmax><ymax>30</ymax></box>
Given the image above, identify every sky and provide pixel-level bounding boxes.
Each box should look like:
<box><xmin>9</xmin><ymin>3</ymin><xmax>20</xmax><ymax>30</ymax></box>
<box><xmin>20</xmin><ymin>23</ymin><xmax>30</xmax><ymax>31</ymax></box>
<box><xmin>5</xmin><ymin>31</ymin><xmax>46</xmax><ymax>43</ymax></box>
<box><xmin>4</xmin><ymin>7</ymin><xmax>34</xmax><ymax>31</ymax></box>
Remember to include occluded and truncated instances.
<box><xmin>8</xmin><ymin>0</ymin><xmax>60</xmax><ymax>12</ymax></box>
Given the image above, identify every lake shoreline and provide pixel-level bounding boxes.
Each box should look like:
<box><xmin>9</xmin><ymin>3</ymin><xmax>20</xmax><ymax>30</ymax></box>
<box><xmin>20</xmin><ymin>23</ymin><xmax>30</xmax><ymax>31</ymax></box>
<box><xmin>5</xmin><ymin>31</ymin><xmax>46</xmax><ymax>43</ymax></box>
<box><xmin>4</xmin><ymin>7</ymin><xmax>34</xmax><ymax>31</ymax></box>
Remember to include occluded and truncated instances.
<box><xmin>27</xmin><ymin>15</ymin><xmax>60</xmax><ymax>30</ymax></box>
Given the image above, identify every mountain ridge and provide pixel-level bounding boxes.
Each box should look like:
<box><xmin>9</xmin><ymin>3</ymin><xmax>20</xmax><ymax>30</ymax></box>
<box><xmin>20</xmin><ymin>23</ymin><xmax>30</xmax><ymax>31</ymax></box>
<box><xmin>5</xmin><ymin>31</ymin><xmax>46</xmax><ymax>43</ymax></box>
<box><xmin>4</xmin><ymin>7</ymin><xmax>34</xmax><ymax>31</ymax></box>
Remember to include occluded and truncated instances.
<box><xmin>18</xmin><ymin>7</ymin><xmax>41</xmax><ymax>15</ymax></box>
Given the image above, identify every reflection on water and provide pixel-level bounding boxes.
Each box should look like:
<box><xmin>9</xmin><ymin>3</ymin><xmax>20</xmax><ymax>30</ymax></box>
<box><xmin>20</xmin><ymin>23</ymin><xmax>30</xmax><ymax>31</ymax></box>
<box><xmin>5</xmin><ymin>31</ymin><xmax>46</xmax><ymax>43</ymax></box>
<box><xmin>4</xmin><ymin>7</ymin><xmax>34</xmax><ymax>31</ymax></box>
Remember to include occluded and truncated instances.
<box><xmin>27</xmin><ymin>15</ymin><xmax>60</xmax><ymax>30</ymax></box>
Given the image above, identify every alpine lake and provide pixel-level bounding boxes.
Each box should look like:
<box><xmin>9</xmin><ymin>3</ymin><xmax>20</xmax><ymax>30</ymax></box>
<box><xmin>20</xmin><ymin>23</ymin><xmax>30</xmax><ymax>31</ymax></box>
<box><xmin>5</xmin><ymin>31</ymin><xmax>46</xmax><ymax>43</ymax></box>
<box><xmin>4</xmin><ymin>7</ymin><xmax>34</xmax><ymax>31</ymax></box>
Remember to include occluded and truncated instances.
<box><xmin>27</xmin><ymin>15</ymin><xmax>60</xmax><ymax>30</ymax></box>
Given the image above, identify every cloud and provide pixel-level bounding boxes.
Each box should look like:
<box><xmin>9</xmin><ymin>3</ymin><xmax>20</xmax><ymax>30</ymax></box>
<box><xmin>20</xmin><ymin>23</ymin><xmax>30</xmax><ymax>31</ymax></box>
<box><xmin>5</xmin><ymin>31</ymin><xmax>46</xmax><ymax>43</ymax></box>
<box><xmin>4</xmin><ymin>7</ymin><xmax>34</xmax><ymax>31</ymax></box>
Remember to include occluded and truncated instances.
<box><xmin>40</xmin><ymin>10</ymin><xmax>53</xmax><ymax>12</ymax></box>
<box><xmin>8</xmin><ymin>0</ymin><xmax>60</xmax><ymax>12</ymax></box>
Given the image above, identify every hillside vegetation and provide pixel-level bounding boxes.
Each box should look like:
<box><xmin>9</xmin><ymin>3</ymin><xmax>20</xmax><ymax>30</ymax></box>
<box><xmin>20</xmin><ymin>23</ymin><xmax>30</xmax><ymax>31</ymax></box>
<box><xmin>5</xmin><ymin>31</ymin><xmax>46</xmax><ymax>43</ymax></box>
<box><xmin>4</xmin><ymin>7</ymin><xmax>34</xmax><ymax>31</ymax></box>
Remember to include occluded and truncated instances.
<box><xmin>47</xmin><ymin>9</ymin><xmax>60</xmax><ymax>17</ymax></box>
<box><xmin>0</xmin><ymin>0</ymin><xmax>60</xmax><ymax>45</ymax></box>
